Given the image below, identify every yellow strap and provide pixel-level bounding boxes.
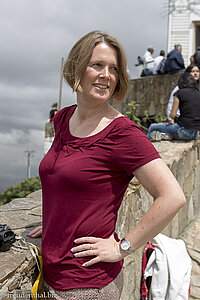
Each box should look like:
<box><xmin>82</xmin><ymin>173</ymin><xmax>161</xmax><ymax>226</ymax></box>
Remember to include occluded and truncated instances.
<box><xmin>30</xmin><ymin>246</ymin><xmax>45</xmax><ymax>300</ymax></box>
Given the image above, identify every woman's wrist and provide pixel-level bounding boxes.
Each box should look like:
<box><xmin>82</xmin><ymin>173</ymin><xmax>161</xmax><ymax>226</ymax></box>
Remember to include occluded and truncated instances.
<box><xmin>119</xmin><ymin>238</ymin><xmax>134</xmax><ymax>256</ymax></box>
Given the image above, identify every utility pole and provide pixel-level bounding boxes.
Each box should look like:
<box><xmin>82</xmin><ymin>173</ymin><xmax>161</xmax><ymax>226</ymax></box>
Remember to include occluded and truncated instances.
<box><xmin>24</xmin><ymin>150</ymin><xmax>35</xmax><ymax>179</ymax></box>
<box><xmin>58</xmin><ymin>57</ymin><xmax>64</xmax><ymax>110</ymax></box>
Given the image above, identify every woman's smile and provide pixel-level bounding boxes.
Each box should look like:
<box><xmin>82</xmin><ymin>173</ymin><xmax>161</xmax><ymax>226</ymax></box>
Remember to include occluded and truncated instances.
<box><xmin>92</xmin><ymin>83</ymin><xmax>109</xmax><ymax>90</ymax></box>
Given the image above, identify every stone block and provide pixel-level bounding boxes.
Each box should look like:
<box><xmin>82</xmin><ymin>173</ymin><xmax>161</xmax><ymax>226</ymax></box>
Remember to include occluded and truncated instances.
<box><xmin>189</xmin><ymin>260</ymin><xmax>200</xmax><ymax>298</ymax></box>
<box><xmin>0</xmin><ymin>251</ymin><xmax>25</xmax><ymax>283</ymax></box>
<box><xmin>193</xmin><ymin>236</ymin><xmax>200</xmax><ymax>250</ymax></box>
<box><xmin>148</xmin><ymin>100</ymin><xmax>156</xmax><ymax>116</ymax></box>
<box><xmin>188</xmin><ymin>249</ymin><xmax>200</xmax><ymax>264</ymax></box>
<box><xmin>8</xmin><ymin>275</ymin><xmax>21</xmax><ymax>291</ymax></box>
<box><xmin>45</xmin><ymin>122</ymin><xmax>55</xmax><ymax>138</ymax></box>
<box><xmin>183</xmin><ymin>173</ymin><xmax>194</xmax><ymax>199</ymax></box>
<box><xmin>187</xmin><ymin>195</ymin><xmax>194</xmax><ymax>223</ymax></box>
<box><xmin>171</xmin><ymin>212</ymin><xmax>179</xmax><ymax>238</ymax></box>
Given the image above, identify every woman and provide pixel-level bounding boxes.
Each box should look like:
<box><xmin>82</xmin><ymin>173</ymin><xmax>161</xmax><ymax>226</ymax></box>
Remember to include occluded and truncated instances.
<box><xmin>29</xmin><ymin>31</ymin><xmax>185</xmax><ymax>299</ymax></box>
<box><xmin>147</xmin><ymin>65</ymin><xmax>200</xmax><ymax>141</ymax></box>
<box><xmin>167</xmin><ymin>64</ymin><xmax>200</xmax><ymax>123</ymax></box>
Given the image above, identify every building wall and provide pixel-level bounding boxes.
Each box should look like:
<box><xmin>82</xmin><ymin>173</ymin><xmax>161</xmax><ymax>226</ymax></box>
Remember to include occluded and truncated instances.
<box><xmin>168</xmin><ymin>0</ymin><xmax>200</xmax><ymax>65</ymax></box>
<box><xmin>117</xmin><ymin>139</ymin><xmax>200</xmax><ymax>300</ymax></box>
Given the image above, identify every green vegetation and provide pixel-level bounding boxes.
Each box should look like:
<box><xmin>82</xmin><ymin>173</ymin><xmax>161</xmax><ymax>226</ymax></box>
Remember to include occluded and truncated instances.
<box><xmin>125</xmin><ymin>101</ymin><xmax>141</xmax><ymax>126</ymax></box>
<box><xmin>153</xmin><ymin>112</ymin><xmax>167</xmax><ymax>123</ymax></box>
<box><xmin>125</xmin><ymin>100</ymin><xmax>167</xmax><ymax>132</ymax></box>
<box><xmin>0</xmin><ymin>177</ymin><xmax>41</xmax><ymax>206</ymax></box>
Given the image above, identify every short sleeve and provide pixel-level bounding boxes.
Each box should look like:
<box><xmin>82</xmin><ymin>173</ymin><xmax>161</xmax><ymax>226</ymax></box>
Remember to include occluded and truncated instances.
<box><xmin>174</xmin><ymin>89</ymin><xmax>181</xmax><ymax>100</ymax></box>
<box><xmin>111</xmin><ymin>124</ymin><xmax>161</xmax><ymax>176</ymax></box>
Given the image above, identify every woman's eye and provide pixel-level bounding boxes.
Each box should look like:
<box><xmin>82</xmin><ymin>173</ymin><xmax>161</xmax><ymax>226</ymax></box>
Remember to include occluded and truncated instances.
<box><xmin>111</xmin><ymin>67</ymin><xmax>118</xmax><ymax>72</ymax></box>
<box><xmin>89</xmin><ymin>63</ymin><xmax>102</xmax><ymax>70</ymax></box>
<box><xmin>91</xmin><ymin>63</ymin><xmax>101</xmax><ymax>67</ymax></box>
<box><xmin>89</xmin><ymin>63</ymin><xmax>118</xmax><ymax>74</ymax></box>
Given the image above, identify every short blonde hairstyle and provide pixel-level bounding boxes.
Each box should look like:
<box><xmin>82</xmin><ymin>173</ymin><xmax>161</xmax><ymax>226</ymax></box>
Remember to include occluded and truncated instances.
<box><xmin>63</xmin><ymin>30</ymin><xmax>129</xmax><ymax>103</ymax></box>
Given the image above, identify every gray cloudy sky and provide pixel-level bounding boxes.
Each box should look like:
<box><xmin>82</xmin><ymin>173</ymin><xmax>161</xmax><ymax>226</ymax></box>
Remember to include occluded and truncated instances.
<box><xmin>0</xmin><ymin>0</ymin><xmax>168</xmax><ymax>191</ymax></box>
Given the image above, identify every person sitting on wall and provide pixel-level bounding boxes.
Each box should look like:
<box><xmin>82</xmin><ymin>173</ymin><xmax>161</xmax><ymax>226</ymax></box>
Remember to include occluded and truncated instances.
<box><xmin>142</xmin><ymin>46</ymin><xmax>155</xmax><ymax>76</ymax></box>
<box><xmin>166</xmin><ymin>44</ymin><xmax>185</xmax><ymax>74</ymax></box>
<box><xmin>134</xmin><ymin>56</ymin><xmax>144</xmax><ymax>66</ymax></box>
<box><xmin>167</xmin><ymin>64</ymin><xmax>200</xmax><ymax>123</ymax></box>
<box><xmin>157</xmin><ymin>55</ymin><xmax>167</xmax><ymax>75</ymax></box>
<box><xmin>147</xmin><ymin>70</ymin><xmax>200</xmax><ymax>141</ymax></box>
<box><xmin>152</xmin><ymin>50</ymin><xmax>165</xmax><ymax>75</ymax></box>
<box><xmin>167</xmin><ymin>64</ymin><xmax>200</xmax><ymax>124</ymax></box>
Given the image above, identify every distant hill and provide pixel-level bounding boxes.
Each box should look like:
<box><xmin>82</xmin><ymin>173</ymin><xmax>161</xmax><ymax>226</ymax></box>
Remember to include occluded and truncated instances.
<box><xmin>0</xmin><ymin>176</ymin><xmax>41</xmax><ymax>206</ymax></box>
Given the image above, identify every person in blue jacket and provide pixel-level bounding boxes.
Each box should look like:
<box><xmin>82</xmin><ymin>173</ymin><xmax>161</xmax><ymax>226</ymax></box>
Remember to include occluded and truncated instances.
<box><xmin>166</xmin><ymin>44</ymin><xmax>185</xmax><ymax>74</ymax></box>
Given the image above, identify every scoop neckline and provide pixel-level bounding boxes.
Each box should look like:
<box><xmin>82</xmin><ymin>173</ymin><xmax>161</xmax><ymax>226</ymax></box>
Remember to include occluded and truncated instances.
<box><xmin>67</xmin><ymin>105</ymin><xmax>127</xmax><ymax>140</ymax></box>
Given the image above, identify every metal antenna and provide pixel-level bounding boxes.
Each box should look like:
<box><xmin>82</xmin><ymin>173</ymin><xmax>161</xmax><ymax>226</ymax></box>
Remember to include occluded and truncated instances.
<box><xmin>24</xmin><ymin>149</ymin><xmax>35</xmax><ymax>179</ymax></box>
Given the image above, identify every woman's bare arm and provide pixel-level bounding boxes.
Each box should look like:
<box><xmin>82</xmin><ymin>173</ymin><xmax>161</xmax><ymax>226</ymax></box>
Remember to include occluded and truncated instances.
<box><xmin>125</xmin><ymin>158</ymin><xmax>185</xmax><ymax>251</ymax></box>
<box><xmin>170</xmin><ymin>96</ymin><xmax>179</xmax><ymax>120</ymax></box>
<box><xmin>71</xmin><ymin>158</ymin><xmax>185</xmax><ymax>266</ymax></box>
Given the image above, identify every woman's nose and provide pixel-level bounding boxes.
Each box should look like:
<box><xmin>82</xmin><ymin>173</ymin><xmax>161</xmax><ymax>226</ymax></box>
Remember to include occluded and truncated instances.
<box><xmin>100</xmin><ymin>66</ymin><xmax>110</xmax><ymax>78</ymax></box>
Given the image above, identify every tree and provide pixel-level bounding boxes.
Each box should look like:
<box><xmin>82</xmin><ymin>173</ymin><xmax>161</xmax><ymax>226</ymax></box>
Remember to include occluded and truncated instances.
<box><xmin>0</xmin><ymin>177</ymin><xmax>41</xmax><ymax>206</ymax></box>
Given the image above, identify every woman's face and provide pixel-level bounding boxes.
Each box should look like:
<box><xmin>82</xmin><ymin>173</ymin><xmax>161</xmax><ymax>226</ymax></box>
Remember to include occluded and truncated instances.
<box><xmin>79</xmin><ymin>43</ymin><xmax>119</xmax><ymax>104</ymax></box>
<box><xmin>190</xmin><ymin>66</ymin><xmax>200</xmax><ymax>81</ymax></box>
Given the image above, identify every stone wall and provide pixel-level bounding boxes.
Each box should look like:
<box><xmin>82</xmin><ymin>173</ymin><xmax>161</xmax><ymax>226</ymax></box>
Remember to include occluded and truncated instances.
<box><xmin>0</xmin><ymin>139</ymin><xmax>200</xmax><ymax>299</ymax></box>
<box><xmin>117</xmin><ymin>139</ymin><xmax>200</xmax><ymax>300</ymax></box>
<box><xmin>116</xmin><ymin>73</ymin><xmax>182</xmax><ymax>117</ymax></box>
<box><xmin>0</xmin><ymin>191</ymin><xmax>42</xmax><ymax>299</ymax></box>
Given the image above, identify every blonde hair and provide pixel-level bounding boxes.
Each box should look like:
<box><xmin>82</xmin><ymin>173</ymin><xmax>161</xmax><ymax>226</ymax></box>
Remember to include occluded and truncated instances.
<box><xmin>63</xmin><ymin>30</ymin><xmax>129</xmax><ymax>103</ymax></box>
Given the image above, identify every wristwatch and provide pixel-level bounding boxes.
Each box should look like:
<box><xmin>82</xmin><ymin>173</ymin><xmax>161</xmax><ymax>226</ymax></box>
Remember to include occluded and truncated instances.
<box><xmin>120</xmin><ymin>238</ymin><xmax>134</xmax><ymax>254</ymax></box>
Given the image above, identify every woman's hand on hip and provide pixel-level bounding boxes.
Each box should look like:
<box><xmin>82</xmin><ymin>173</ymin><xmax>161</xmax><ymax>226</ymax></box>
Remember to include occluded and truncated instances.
<box><xmin>70</xmin><ymin>234</ymin><xmax>127</xmax><ymax>267</ymax></box>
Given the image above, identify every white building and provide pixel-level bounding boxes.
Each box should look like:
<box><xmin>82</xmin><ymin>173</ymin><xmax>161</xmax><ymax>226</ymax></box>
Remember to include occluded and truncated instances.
<box><xmin>168</xmin><ymin>0</ymin><xmax>200</xmax><ymax>66</ymax></box>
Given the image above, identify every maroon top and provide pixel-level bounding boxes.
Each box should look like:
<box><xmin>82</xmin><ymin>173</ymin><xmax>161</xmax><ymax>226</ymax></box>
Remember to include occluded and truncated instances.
<box><xmin>39</xmin><ymin>105</ymin><xmax>160</xmax><ymax>290</ymax></box>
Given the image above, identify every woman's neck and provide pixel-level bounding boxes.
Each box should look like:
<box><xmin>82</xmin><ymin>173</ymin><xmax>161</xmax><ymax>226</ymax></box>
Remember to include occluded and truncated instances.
<box><xmin>74</xmin><ymin>101</ymin><xmax>111</xmax><ymax>123</ymax></box>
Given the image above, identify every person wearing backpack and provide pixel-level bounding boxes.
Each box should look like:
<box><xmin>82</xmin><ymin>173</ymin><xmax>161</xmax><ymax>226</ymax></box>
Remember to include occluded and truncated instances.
<box><xmin>157</xmin><ymin>56</ymin><xmax>167</xmax><ymax>74</ymax></box>
<box><xmin>153</xmin><ymin>50</ymin><xmax>166</xmax><ymax>75</ymax></box>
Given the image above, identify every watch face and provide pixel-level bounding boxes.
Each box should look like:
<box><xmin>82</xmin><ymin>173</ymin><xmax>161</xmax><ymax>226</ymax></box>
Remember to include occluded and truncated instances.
<box><xmin>121</xmin><ymin>239</ymin><xmax>130</xmax><ymax>251</ymax></box>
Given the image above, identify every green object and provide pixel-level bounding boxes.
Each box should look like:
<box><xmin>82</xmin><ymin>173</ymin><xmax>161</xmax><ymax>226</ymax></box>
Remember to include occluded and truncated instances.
<box><xmin>0</xmin><ymin>177</ymin><xmax>41</xmax><ymax>206</ymax></box>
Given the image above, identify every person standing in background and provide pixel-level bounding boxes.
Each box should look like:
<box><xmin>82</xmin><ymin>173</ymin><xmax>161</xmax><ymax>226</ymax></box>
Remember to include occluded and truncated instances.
<box><xmin>194</xmin><ymin>46</ymin><xmax>200</xmax><ymax>69</ymax></box>
<box><xmin>49</xmin><ymin>102</ymin><xmax>58</xmax><ymax>122</ymax></box>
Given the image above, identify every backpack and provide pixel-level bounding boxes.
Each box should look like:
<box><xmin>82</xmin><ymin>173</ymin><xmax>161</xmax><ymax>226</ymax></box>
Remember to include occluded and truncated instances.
<box><xmin>157</xmin><ymin>57</ymin><xmax>167</xmax><ymax>74</ymax></box>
